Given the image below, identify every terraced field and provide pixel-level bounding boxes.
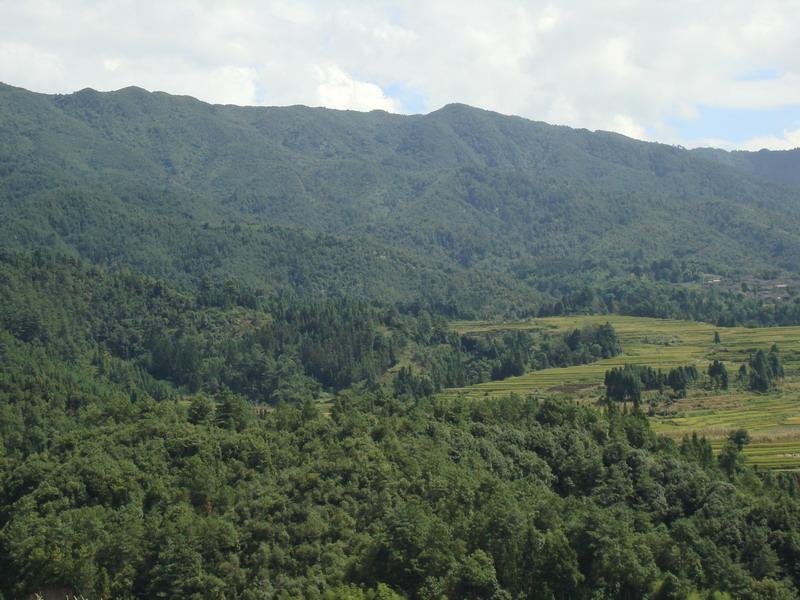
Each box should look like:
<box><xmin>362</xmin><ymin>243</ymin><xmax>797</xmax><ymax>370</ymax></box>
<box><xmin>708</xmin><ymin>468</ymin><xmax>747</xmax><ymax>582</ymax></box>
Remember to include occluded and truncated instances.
<box><xmin>445</xmin><ymin>316</ymin><xmax>800</xmax><ymax>469</ymax></box>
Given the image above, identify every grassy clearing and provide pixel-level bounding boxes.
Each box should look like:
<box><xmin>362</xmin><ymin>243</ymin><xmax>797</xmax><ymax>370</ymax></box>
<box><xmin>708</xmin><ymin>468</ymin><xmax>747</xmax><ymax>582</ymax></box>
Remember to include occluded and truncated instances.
<box><xmin>444</xmin><ymin>315</ymin><xmax>800</xmax><ymax>469</ymax></box>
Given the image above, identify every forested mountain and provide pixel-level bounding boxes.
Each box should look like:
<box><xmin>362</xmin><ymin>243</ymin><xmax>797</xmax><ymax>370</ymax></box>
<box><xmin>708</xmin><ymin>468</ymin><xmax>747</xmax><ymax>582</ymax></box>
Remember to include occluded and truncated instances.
<box><xmin>692</xmin><ymin>147</ymin><xmax>800</xmax><ymax>187</ymax></box>
<box><xmin>3</xmin><ymin>82</ymin><xmax>800</xmax><ymax>599</ymax></box>
<box><xmin>2</xmin><ymin>82</ymin><xmax>800</xmax><ymax>317</ymax></box>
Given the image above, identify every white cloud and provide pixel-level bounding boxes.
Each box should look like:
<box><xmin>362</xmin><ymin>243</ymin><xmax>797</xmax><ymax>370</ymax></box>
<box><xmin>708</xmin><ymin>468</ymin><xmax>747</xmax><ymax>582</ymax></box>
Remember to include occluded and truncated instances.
<box><xmin>740</xmin><ymin>128</ymin><xmax>800</xmax><ymax>151</ymax></box>
<box><xmin>0</xmin><ymin>40</ymin><xmax>68</xmax><ymax>90</ymax></box>
<box><xmin>0</xmin><ymin>1</ymin><xmax>799</xmax><ymax>148</ymax></box>
<box><xmin>103</xmin><ymin>58</ymin><xmax>121</xmax><ymax>72</ymax></box>
<box><xmin>609</xmin><ymin>115</ymin><xmax>648</xmax><ymax>141</ymax></box>
<box><xmin>314</xmin><ymin>65</ymin><xmax>398</xmax><ymax>112</ymax></box>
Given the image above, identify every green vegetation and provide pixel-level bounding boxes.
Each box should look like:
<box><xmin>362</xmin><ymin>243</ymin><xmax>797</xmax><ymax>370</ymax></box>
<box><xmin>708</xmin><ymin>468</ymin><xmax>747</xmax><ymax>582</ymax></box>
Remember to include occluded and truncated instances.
<box><xmin>604</xmin><ymin>364</ymin><xmax>699</xmax><ymax>406</ymax></box>
<box><xmin>3</xmin><ymin>83</ymin><xmax>800</xmax><ymax>321</ymax></box>
<box><xmin>4</xmin><ymin>83</ymin><xmax>800</xmax><ymax>598</ymax></box>
<box><xmin>692</xmin><ymin>146</ymin><xmax>800</xmax><ymax>186</ymax></box>
<box><xmin>0</xmin><ymin>251</ymin><xmax>418</xmax><ymax>404</ymax></box>
<box><xmin>3</xmin><ymin>347</ymin><xmax>800</xmax><ymax>598</ymax></box>
<box><xmin>708</xmin><ymin>360</ymin><xmax>729</xmax><ymax>390</ymax></box>
<box><xmin>740</xmin><ymin>346</ymin><xmax>784</xmax><ymax>392</ymax></box>
<box><xmin>445</xmin><ymin>315</ymin><xmax>800</xmax><ymax>470</ymax></box>
<box><xmin>448</xmin><ymin>315</ymin><xmax>800</xmax><ymax>393</ymax></box>
<box><xmin>393</xmin><ymin>322</ymin><xmax>621</xmax><ymax>400</ymax></box>
<box><xmin>1</xmin><ymin>252</ymin><xmax>799</xmax><ymax>598</ymax></box>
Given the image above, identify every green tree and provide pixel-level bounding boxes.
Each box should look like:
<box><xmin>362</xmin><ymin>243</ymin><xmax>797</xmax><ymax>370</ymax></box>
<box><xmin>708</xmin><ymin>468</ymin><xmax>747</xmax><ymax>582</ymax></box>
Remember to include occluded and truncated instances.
<box><xmin>748</xmin><ymin>350</ymin><xmax>773</xmax><ymax>392</ymax></box>
<box><xmin>451</xmin><ymin>550</ymin><xmax>507</xmax><ymax>600</ymax></box>
<box><xmin>215</xmin><ymin>389</ymin><xmax>252</xmax><ymax>431</ymax></box>
<box><xmin>768</xmin><ymin>344</ymin><xmax>784</xmax><ymax>379</ymax></box>
<box><xmin>708</xmin><ymin>360</ymin><xmax>729</xmax><ymax>390</ymax></box>
<box><xmin>719</xmin><ymin>429</ymin><xmax>750</xmax><ymax>476</ymax></box>
<box><xmin>188</xmin><ymin>394</ymin><xmax>215</xmax><ymax>424</ymax></box>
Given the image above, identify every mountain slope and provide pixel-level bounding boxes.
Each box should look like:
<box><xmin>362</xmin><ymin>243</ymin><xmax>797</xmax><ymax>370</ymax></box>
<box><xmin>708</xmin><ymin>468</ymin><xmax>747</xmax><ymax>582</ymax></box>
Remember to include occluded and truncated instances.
<box><xmin>692</xmin><ymin>146</ymin><xmax>800</xmax><ymax>187</ymax></box>
<box><xmin>2</xmin><ymin>82</ymin><xmax>800</xmax><ymax>315</ymax></box>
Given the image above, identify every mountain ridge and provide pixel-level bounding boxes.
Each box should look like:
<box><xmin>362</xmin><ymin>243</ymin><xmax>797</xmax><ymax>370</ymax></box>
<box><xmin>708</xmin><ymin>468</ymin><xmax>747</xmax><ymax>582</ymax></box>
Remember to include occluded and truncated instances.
<box><xmin>2</xmin><ymin>82</ymin><xmax>800</xmax><ymax>316</ymax></box>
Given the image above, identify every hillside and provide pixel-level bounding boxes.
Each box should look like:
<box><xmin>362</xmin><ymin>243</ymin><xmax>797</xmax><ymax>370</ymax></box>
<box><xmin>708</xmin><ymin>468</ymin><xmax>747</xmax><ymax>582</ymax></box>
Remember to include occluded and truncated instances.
<box><xmin>443</xmin><ymin>314</ymin><xmax>800</xmax><ymax>470</ymax></box>
<box><xmin>2</xmin><ymin>82</ymin><xmax>800</xmax><ymax>317</ymax></box>
<box><xmin>2</xmin><ymin>257</ymin><xmax>800</xmax><ymax>598</ymax></box>
<box><xmin>692</xmin><ymin>147</ymin><xmax>800</xmax><ymax>187</ymax></box>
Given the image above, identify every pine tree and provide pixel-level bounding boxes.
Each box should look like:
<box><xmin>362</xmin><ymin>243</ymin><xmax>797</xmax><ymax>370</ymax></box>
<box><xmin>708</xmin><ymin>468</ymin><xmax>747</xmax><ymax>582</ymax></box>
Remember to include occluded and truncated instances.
<box><xmin>748</xmin><ymin>350</ymin><xmax>772</xmax><ymax>392</ymax></box>
<box><xmin>768</xmin><ymin>344</ymin><xmax>784</xmax><ymax>379</ymax></box>
<box><xmin>708</xmin><ymin>360</ymin><xmax>729</xmax><ymax>390</ymax></box>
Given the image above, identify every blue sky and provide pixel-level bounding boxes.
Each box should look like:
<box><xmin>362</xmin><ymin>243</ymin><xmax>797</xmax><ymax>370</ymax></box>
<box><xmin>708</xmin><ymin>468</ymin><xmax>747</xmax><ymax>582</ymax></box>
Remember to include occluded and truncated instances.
<box><xmin>666</xmin><ymin>105</ymin><xmax>800</xmax><ymax>149</ymax></box>
<box><xmin>1</xmin><ymin>1</ymin><xmax>799</xmax><ymax>150</ymax></box>
<box><xmin>383</xmin><ymin>82</ymin><xmax>428</xmax><ymax>114</ymax></box>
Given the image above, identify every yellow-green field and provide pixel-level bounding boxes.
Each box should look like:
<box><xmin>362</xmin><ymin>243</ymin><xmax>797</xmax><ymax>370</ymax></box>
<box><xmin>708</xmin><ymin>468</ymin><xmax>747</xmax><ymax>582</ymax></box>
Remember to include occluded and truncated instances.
<box><xmin>444</xmin><ymin>316</ymin><xmax>800</xmax><ymax>469</ymax></box>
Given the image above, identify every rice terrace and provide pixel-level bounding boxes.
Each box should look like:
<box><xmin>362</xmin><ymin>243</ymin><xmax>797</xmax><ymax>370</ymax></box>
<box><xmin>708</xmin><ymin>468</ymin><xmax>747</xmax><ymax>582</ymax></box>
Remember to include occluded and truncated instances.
<box><xmin>443</xmin><ymin>315</ymin><xmax>800</xmax><ymax>470</ymax></box>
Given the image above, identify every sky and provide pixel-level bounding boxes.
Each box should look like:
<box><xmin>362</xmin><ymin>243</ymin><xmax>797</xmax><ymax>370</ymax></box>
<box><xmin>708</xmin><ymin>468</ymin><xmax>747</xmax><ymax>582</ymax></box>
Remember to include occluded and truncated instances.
<box><xmin>1</xmin><ymin>0</ymin><xmax>799</xmax><ymax>150</ymax></box>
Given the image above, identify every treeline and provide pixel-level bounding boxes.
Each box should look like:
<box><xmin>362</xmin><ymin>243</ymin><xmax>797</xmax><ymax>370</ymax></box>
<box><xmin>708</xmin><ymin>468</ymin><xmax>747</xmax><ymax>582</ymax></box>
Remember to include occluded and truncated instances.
<box><xmin>606</xmin><ymin>347</ymin><xmax>785</xmax><ymax>405</ymax></box>
<box><xmin>708</xmin><ymin>359</ymin><xmax>729</xmax><ymax>389</ymax></box>
<box><xmin>539</xmin><ymin>280</ymin><xmax>800</xmax><ymax>327</ymax></box>
<box><xmin>738</xmin><ymin>346</ymin><xmax>784</xmax><ymax>392</ymax></box>
<box><xmin>604</xmin><ymin>364</ymin><xmax>699</xmax><ymax>405</ymax></box>
<box><xmin>394</xmin><ymin>323</ymin><xmax>621</xmax><ymax>399</ymax></box>
<box><xmin>146</xmin><ymin>297</ymin><xmax>401</xmax><ymax>402</ymax></box>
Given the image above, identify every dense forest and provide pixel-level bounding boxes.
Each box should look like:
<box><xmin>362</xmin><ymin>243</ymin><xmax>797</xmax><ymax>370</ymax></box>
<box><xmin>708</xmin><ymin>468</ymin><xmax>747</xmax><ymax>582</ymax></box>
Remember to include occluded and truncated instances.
<box><xmin>3</xmin><ymin>83</ymin><xmax>800</xmax><ymax>599</ymax></box>
<box><xmin>1</xmin><ymin>251</ymin><xmax>800</xmax><ymax>599</ymax></box>
<box><xmin>395</xmin><ymin>323</ymin><xmax>621</xmax><ymax>399</ymax></box>
<box><xmin>3</xmin><ymin>335</ymin><xmax>800</xmax><ymax>598</ymax></box>
<box><xmin>0</xmin><ymin>252</ymin><xmax>620</xmax><ymax>405</ymax></box>
<box><xmin>0</xmin><ymin>251</ymin><xmax>413</xmax><ymax>404</ymax></box>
